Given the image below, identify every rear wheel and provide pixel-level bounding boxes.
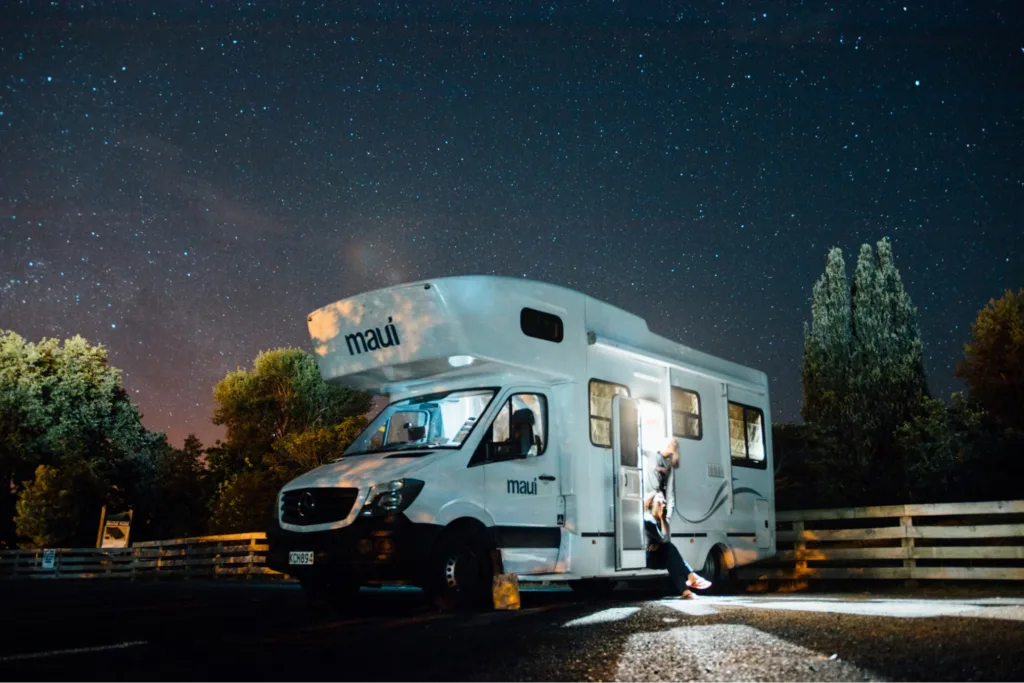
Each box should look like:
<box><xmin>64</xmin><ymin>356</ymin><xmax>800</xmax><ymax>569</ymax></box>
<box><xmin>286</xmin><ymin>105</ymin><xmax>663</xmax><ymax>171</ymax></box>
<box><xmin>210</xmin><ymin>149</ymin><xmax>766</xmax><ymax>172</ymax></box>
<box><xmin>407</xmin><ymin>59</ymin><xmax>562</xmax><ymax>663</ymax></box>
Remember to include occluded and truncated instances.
<box><xmin>700</xmin><ymin>546</ymin><xmax>730</xmax><ymax>594</ymax></box>
<box><xmin>427</xmin><ymin>529</ymin><xmax>493</xmax><ymax>612</ymax></box>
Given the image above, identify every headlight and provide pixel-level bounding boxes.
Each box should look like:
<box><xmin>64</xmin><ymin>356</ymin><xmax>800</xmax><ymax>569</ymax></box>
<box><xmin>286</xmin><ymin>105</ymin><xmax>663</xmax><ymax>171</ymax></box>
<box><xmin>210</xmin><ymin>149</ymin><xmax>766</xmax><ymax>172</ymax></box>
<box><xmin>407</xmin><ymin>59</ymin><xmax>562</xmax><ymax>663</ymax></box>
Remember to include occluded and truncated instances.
<box><xmin>361</xmin><ymin>478</ymin><xmax>425</xmax><ymax>517</ymax></box>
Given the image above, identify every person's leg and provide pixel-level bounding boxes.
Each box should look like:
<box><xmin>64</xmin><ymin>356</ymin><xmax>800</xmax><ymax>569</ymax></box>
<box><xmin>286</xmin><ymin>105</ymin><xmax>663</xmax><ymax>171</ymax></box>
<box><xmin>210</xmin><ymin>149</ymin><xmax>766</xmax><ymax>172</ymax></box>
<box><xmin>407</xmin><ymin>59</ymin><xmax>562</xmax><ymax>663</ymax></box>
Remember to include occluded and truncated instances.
<box><xmin>646</xmin><ymin>545</ymin><xmax>669</xmax><ymax>570</ymax></box>
<box><xmin>664</xmin><ymin>543</ymin><xmax>692</xmax><ymax>594</ymax></box>
<box><xmin>665</xmin><ymin>543</ymin><xmax>713</xmax><ymax>593</ymax></box>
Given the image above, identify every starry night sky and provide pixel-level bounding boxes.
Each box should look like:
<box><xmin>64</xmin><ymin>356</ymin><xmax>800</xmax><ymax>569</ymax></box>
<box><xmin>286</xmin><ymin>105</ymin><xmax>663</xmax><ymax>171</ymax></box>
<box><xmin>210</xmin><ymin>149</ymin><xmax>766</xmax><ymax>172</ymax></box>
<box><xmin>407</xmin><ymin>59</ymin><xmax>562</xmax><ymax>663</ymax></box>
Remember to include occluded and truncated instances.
<box><xmin>1</xmin><ymin>1</ymin><xmax>1021</xmax><ymax>448</ymax></box>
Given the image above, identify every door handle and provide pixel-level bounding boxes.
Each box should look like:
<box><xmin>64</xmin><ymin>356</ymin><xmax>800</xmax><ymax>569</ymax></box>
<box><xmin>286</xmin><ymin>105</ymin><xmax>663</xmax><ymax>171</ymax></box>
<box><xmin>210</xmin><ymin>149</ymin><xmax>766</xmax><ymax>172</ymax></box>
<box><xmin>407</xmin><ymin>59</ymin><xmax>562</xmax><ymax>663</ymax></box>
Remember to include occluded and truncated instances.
<box><xmin>539</xmin><ymin>475</ymin><xmax>556</xmax><ymax>482</ymax></box>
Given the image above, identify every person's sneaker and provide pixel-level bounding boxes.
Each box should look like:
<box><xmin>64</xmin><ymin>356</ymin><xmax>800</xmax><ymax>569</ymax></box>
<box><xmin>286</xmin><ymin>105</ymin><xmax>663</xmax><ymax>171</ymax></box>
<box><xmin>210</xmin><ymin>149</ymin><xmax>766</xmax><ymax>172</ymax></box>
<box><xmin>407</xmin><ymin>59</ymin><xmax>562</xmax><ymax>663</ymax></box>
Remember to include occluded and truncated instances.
<box><xmin>681</xmin><ymin>589</ymin><xmax>695</xmax><ymax>599</ymax></box>
<box><xmin>686</xmin><ymin>575</ymin><xmax>712</xmax><ymax>590</ymax></box>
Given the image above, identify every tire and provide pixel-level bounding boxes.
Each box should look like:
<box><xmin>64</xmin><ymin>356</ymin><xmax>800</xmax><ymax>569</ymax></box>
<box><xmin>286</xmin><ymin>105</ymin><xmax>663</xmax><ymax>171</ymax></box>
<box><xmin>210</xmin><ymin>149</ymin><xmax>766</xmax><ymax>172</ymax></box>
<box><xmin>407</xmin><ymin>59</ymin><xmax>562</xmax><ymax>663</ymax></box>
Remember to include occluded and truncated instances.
<box><xmin>568</xmin><ymin>578</ymin><xmax>616</xmax><ymax>600</ymax></box>
<box><xmin>700</xmin><ymin>546</ymin><xmax>729</xmax><ymax>595</ymax></box>
<box><xmin>427</xmin><ymin>529</ymin><xmax>493</xmax><ymax>612</ymax></box>
<box><xmin>300</xmin><ymin>574</ymin><xmax>360</xmax><ymax>613</ymax></box>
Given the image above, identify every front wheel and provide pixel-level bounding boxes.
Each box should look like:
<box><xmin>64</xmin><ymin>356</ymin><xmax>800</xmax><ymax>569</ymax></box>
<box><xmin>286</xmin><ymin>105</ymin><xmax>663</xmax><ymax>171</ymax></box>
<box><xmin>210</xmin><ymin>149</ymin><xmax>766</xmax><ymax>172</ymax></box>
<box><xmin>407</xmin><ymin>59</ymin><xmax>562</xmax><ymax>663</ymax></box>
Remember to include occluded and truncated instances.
<box><xmin>427</xmin><ymin>531</ymin><xmax>493</xmax><ymax>612</ymax></box>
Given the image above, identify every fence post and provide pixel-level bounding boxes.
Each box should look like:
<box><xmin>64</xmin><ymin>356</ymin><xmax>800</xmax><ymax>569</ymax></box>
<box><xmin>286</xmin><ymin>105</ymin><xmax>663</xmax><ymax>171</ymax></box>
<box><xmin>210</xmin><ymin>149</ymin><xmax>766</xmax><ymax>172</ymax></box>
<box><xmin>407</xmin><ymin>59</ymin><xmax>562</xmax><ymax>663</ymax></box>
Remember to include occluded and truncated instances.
<box><xmin>901</xmin><ymin>515</ymin><xmax>917</xmax><ymax>588</ymax></box>
<box><xmin>793</xmin><ymin>521</ymin><xmax>807</xmax><ymax>577</ymax></box>
<box><xmin>246</xmin><ymin>536</ymin><xmax>257</xmax><ymax>581</ymax></box>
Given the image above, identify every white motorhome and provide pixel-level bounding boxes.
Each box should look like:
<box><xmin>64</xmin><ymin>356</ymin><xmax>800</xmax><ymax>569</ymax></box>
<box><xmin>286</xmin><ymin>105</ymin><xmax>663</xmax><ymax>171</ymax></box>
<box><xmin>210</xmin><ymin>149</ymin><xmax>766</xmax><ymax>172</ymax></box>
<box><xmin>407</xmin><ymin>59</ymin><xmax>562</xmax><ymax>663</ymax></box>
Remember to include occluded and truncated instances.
<box><xmin>266</xmin><ymin>275</ymin><xmax>775</xmax><ymax>607</ymax></box>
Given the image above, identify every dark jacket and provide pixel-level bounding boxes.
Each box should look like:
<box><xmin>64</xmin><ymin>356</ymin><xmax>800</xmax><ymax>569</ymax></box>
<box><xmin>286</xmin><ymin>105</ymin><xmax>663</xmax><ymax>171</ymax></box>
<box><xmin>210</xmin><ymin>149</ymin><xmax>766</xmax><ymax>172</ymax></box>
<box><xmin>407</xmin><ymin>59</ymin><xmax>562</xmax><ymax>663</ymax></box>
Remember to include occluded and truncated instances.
<box><xmin>644</xmin><ymin>511</ymin><xmax>670</xmax><ymax>549</ymax></box>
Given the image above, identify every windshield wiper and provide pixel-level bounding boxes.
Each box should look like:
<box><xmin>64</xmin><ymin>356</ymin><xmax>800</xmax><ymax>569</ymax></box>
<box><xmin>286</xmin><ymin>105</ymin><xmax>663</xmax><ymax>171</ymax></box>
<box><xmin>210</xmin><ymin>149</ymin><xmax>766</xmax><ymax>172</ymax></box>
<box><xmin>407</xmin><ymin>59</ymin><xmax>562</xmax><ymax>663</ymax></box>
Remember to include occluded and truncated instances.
<box><xmin>387</xmin><ymin>441</ymin><xmax>448</xmax><ymax>451</ymax></box>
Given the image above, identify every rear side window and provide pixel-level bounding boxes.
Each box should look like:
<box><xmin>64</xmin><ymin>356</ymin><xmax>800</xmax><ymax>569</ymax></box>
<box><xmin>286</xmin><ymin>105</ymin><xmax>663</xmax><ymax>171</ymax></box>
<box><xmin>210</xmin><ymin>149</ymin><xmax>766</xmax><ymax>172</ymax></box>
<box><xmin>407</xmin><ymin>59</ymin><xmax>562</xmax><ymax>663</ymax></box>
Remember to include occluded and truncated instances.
<box><xmin>671</xmin><ymin>387</ymin><xmax>702</xmax><ymax>440</ymax></box>
<box><xmin>589</xmin><ymin>379</ymin><xmax>630</xmax><ymax>447</ymax></box>
<box><xmin>521</xmin><ymin>308</ymin><xmax>564</xmax><ymax>343</ymax></box>
<box><xmin>729</xmin><ymin>402</ymin><xmax>767</xmax><ymax>469</ymax></box>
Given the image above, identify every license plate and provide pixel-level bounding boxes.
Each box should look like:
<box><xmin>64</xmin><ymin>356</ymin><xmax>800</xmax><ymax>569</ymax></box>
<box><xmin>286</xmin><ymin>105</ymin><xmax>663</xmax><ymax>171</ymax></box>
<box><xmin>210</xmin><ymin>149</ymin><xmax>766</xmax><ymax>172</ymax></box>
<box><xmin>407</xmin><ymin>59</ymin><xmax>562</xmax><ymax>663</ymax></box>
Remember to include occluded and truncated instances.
<box><xmin>289</xmin><ymin>551</ymin><xmax>314</xmax><ymax>566</ymax></box>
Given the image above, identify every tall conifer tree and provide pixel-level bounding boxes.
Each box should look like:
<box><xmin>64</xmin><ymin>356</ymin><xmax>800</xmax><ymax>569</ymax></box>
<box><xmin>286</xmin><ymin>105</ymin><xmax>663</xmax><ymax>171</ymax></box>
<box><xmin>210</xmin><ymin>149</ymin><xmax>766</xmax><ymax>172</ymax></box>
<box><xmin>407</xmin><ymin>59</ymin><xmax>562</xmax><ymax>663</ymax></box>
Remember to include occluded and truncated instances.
<box><xmin>801</xmin><ymin>238</ymin><xmax>928</xmax><ymax>504</ymax></box>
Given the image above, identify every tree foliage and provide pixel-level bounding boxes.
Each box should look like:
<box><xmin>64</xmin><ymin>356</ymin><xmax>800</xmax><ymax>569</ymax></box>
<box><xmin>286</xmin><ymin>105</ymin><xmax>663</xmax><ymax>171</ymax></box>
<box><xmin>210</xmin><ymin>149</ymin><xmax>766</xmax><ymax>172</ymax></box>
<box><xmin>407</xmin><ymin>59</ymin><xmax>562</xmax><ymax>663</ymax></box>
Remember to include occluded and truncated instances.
<box><xmin>955</xmin><ymin>289</ymin><xmax>1024</xmax><ymax>432</ymax></box>
<box><xmin>801</xmin><ymin>247</ymin><xmax>853</xmax><ymax>431</ymax></box>
<box><xmin>799</xmin><ymin>238</ymin><xmax>929</xmax><ymax>505</ymax></box>
<box><xmin>14</xmin><ymin>460</ymin><xmax>107</xmax><ymax>548</ymax></box>
<box><xmin>131</xmin><ymin>434</ymin><xmax>211</xmax><ymax>541</ymax></box>
<box><xmin>207</xmin><ymin>348</ymin><xmax>371</xmax><ymax>533</ymax></box>
<box><xmin>0</xmin><ymin>331</ymin><xmax>165</xmax><ymax>547</ymax></box>
<box><xmin>894</xmin><ymin>393</ymin><xmax>1024</xmax><ymax>504</ymax></box>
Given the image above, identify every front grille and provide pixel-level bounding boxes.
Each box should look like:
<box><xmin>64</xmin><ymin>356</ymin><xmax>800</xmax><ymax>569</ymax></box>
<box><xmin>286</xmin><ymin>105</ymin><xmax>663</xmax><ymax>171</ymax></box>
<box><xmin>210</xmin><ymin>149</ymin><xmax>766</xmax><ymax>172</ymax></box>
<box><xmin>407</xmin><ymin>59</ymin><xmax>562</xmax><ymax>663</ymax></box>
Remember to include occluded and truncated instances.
<box><xmin>281</xmin><ymin>488</ymin><xmax>359</xmax><ymax>526</ymax></box>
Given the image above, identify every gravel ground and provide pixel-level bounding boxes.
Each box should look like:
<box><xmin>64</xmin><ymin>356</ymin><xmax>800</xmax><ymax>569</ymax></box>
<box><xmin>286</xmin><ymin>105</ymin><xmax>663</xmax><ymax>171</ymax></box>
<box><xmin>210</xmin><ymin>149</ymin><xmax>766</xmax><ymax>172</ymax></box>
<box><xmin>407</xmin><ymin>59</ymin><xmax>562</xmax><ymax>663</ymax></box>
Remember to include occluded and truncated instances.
<box><xmin>2</xmin><ymin>582</ymin><xmax>1023</xmax><ymax>681</ymax></box>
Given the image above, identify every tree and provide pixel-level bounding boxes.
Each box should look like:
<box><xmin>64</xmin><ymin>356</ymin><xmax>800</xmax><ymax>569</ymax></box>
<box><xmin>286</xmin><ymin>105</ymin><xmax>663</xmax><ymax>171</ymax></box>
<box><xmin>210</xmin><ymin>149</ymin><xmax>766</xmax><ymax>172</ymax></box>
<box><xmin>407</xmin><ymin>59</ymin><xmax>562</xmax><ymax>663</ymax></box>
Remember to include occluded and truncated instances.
<box><xmin>264</xmin><ymin>418</ymin><xmax>368</xmax><ymax>484</ymax></box>
<box><xmin>14</xmin><ymin>460</ymin><xmax>107</xmax><ymax>548</ymax></box>
<box><xmin>896</xmin><ymin>392</ymin><xmax>1024</xmax><ymax>504</ymax></box>
<box><xmin>850</xmin><ymin>239</ymin><xmax>929</xmax><ymax>501</ymax></box>
<box><xmin>131</xmin><ymin>434</ymin><xmax>211</xmax><ymax>541</ymax></box>
<box><xmin>799</xmin><ymin>238</ymin><xmax>928</xmax><ymax>505</ymax></box>
<box><xmin>207</xmin><ymin>348</ymin><xmax>371</xmax><ymax>532</ymax></box>
<box><xmin>955</xmin><ymin>289</ymin><xmax>1024</xmax><ymax>431</ymax></box>
<box><xmin>895</xmin><ymin>394</ymin><xmax>984</xmax><ymax>503</ymax></box>
<box><xmin>0</xmin><ymin>331</ymin><xmax>164</xmax><ymax>548</ymax></box>
<box><xmin>801</xmin><ymin>247</ymin><xmax>854</xmax><ymax>430</ymax></box>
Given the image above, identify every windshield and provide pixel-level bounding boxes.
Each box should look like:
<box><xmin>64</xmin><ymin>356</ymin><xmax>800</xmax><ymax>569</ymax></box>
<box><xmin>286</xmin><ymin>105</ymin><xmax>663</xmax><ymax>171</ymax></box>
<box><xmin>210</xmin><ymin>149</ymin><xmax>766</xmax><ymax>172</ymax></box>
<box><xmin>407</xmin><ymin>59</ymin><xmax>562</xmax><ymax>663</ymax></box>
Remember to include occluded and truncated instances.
<box><xmin>343</xmin><ymin>388</ymin><xmax>497</xmax><ymax>457</ymax></box>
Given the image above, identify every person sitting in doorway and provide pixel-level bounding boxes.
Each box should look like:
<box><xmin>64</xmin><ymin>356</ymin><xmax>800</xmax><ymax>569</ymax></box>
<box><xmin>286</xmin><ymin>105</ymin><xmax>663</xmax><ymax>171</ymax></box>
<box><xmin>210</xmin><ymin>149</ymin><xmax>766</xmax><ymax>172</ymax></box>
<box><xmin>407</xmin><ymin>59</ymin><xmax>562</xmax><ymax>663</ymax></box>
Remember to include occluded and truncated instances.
<box><xmin>645</xmin><ymin>491</ymin><xmax>712</xmax><ymax>598</ymax></box>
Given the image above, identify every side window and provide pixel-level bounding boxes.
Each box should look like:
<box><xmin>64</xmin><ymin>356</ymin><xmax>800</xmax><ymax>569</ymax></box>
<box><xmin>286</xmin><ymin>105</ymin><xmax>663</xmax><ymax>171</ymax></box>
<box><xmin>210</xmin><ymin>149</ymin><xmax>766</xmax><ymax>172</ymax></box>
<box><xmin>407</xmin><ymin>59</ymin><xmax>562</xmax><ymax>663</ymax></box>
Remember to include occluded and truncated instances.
<box><xmin>521</xmin><ymin>308</ymin><xmax>564</xmax><ymax>343</ymax></box>
<box><xmin>671</xmin><ymin>387</ymin><xmax>702</xmax><ymax>440</ymax></box>
<box><xmin>482</xmin><ymin>393</ymin><xmax>548</xmax><ymax>461</ymax></box>
<box><xmin>491</xmin><ymin>401</ymin><xmax>511</xmax><ymax>443</ymax></box>
<box><xmin>728</xmin><ymin>401</ymin><xmax>767</xmax><ymax>469</ymax></box>
<box><xmin>589</xmin><ymin>379</ymin><xmax>630</xmax><ymax>447</ymax></box>
<box><xmin>369</xmin><ymin>424</ymin><xmax>385</xmax><ymax>450</ymax></box>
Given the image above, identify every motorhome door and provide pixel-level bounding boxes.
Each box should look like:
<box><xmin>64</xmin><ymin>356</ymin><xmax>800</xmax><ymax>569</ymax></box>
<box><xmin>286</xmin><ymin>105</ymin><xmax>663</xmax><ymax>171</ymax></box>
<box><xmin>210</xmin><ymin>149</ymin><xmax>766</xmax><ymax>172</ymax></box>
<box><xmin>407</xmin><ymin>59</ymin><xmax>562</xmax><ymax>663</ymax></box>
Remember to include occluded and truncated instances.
<box><xmin>612</xmin><ymin>394</ymin><xmax>646</xmax><ymax>570</ymax></box>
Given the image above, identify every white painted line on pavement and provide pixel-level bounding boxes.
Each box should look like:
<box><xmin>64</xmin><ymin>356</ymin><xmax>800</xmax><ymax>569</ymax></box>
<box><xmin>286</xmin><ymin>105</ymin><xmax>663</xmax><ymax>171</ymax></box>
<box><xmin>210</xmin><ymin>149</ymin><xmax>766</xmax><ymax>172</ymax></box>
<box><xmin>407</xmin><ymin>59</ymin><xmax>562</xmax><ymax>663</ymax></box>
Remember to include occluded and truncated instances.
<box><xmin>706</xmin><ymin>597</ymin><xmax>980</xmax><ymax>619</ymax></box>
<box><xmin>563</xmin><ymin>607</ymin><xmax>640</xmax><ymax>628</ymax></box>
<box><xmin>657</xmin><ymin>599</ymin><xmax>720</xmax><ymax>616</ymax></box>
<box><xmin>614</xmin><ymin>624</ymin><xmax>880</xmax><ymax>682</ymax></box>
<box><xmin>0</xmin><ymin>640</ymin><xmax>149</xmax><ymax>663</ymax></box>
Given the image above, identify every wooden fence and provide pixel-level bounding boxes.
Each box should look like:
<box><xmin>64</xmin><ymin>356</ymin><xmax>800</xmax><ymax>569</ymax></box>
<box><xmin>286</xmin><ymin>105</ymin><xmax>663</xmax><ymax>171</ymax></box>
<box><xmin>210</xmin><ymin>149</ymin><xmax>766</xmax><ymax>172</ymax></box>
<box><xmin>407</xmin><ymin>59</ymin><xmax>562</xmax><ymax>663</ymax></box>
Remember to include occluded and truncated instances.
<box><xmin>0</xmin><ymin>532</ymin><xmax>283</xmax><ymax>580</ymax></box>
<box><xmin>736</xmin><ymin>500</ymin><xmax>1024</xmax><ymax>582</ymax></box>
<box><xmin>5</xmin><ymin>499</ymin><xmax>1024</xmax><ymax>583</ymax></box>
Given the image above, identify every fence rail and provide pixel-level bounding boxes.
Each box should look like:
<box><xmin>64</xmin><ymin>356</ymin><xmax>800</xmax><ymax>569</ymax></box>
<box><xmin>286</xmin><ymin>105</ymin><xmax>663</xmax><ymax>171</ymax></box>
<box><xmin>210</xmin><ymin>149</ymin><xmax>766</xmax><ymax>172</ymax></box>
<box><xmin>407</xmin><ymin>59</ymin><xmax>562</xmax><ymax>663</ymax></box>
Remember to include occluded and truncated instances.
<box><xmin>6</xmin><ymin>499</ymin><xmax>1024</xmax><ymax>583</ymax></box>
<box><xmin>0</xmin><ymin>533</ymin><xmax>282</xmax><ymax>580</ymax></box>
<box><xmin>736</xmin><ymin>499</ymin><xmax>1024</xmax><ymax>582</ymax></box>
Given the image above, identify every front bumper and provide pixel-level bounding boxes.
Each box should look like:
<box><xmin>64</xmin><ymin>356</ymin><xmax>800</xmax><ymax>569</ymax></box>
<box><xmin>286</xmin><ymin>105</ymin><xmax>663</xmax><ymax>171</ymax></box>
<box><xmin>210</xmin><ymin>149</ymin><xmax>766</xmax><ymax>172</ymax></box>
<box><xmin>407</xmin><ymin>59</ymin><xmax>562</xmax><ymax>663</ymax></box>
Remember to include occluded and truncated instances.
<box><xmin>266</xmin><ymin>513</ymin><xmax>442</xmax><ymax>585</ymax></box>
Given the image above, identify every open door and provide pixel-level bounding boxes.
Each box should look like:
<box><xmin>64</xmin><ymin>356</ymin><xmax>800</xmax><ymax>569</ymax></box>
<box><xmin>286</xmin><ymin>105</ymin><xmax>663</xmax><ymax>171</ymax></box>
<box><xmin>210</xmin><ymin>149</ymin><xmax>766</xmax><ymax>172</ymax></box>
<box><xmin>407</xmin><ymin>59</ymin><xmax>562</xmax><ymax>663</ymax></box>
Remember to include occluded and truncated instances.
<box><xmin>612</xmin><ymin>394</ymin><xmax>646</xmax><ymax>570</ymax></box>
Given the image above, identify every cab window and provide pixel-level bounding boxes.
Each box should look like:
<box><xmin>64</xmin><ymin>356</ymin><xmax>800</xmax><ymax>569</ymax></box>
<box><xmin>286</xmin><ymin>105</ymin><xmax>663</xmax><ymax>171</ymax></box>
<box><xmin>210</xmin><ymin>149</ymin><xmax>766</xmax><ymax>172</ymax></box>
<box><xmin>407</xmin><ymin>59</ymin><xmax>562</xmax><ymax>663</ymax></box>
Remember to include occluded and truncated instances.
<box><xmin>386</xmin><ymin>410</ymin><xmax>428</xmax><ymax>444</ymax></box>
<box><xmin>478</xmin><ymin>393</ymin><xmax>547</xmax><ymax>462</ymax></box>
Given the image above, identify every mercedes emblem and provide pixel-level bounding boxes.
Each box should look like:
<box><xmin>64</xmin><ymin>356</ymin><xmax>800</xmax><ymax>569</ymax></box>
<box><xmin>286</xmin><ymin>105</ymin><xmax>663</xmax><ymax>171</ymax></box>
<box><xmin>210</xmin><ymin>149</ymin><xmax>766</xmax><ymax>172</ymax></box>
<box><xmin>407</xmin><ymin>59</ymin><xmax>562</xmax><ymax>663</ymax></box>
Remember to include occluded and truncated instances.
<box><xmin>298</xmin><ymin>491</ymin><xmax>316</xmax><ymax>517</ymax></box>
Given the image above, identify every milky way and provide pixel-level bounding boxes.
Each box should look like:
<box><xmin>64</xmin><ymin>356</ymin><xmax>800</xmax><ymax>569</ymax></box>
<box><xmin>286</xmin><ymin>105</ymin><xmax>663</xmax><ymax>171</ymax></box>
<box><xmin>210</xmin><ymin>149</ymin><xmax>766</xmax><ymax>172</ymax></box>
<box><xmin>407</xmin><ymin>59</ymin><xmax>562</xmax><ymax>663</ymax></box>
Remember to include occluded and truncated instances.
<box><xmin>1</xmin><ymin>1</ymin><xmax>1021</xmax><ymax>447</ymax></box>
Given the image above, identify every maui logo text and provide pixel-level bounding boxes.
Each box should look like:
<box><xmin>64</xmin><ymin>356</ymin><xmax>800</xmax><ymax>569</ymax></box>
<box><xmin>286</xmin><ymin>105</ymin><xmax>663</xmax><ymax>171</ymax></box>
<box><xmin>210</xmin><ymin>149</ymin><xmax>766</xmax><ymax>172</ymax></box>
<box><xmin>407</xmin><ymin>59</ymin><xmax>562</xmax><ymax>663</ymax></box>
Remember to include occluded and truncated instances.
<box><xmin>507</xmin><ymin>479</ymin><xmax>537</xmax><ymax>495</ymax></box>
<box><xmin>344</xmin><ymin>317</ymin><xmax>401</xmax><ymax>355</ymax></box>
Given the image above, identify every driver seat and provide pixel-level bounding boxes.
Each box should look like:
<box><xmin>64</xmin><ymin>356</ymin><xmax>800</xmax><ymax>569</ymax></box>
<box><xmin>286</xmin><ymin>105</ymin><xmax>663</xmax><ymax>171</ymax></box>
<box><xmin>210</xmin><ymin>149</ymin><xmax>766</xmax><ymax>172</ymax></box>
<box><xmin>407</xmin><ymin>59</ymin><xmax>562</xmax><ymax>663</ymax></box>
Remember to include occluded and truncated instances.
<box><xmin>511</xmin><ymin>409</ymin><xmax>536</xmax><ymax>456</ymax></box>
